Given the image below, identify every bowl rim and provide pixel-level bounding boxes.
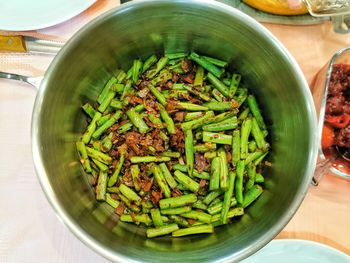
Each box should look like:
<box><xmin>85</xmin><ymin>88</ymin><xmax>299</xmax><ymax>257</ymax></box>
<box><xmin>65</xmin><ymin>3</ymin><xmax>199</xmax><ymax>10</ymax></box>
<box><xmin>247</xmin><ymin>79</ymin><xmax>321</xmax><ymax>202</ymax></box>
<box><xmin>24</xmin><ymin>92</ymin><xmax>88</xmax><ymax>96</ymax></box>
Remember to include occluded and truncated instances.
<box><xmin>31</xmin><ymin>0</ymin><xmax>319</xmax><ymax>262</ymax></box>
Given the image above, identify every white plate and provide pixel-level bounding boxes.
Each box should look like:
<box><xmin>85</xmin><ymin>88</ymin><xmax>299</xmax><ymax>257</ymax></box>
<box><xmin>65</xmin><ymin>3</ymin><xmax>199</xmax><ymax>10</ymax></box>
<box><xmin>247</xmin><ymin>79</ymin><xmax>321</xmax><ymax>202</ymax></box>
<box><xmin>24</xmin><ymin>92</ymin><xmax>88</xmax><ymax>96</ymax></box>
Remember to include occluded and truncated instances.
<box><xmin>242</xmin><ymin>239</ymin><xmax>350</xmax><ymax>263</ymax></box>
<box><xmin>0</xmin><ymin>0</ymin><xmax>96</xmax><ymax>31</ymax></box>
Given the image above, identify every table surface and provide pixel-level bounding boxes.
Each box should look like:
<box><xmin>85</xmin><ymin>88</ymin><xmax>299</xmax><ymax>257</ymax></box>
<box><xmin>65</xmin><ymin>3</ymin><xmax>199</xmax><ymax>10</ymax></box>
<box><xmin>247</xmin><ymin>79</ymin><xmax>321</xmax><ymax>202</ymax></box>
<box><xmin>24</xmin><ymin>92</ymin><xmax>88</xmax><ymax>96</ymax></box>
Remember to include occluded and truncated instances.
<box><xmin>1</xmin><ymin>1</ymin><xmax>350</xmax><ymax>262</ymax></box>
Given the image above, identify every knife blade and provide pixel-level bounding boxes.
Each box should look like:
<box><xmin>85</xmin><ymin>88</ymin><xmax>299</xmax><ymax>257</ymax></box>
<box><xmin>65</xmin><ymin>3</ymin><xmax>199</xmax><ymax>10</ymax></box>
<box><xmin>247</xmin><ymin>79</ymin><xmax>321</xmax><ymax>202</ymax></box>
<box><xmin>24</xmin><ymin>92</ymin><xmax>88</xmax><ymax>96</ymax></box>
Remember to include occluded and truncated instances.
<box><xmin>0</xmin><ymin>35</ymin><xmax>63</xmax><ymax>54</ymax></box>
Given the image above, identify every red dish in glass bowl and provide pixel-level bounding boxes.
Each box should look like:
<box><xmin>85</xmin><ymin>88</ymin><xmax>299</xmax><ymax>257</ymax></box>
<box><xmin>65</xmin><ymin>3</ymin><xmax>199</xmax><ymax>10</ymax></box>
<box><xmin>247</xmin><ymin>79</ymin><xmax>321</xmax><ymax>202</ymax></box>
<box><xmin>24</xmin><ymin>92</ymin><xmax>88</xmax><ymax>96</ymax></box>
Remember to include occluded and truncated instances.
<box><xmin>312</xmin><ymin>46</ymin><xmax>350</xmax><ymax>180</ymax></box>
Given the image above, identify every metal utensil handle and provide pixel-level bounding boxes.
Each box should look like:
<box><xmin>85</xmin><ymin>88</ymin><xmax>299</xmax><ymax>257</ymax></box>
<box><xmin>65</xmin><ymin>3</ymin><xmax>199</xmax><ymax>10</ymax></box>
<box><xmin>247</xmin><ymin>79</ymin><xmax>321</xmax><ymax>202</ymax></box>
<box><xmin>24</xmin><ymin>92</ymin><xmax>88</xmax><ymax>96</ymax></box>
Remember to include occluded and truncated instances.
<box><xmin>0</xmin><ymin>71</ymin><xmax>42</xmax><ymax>89</ymax></box>
<box><xmin>25</xmin><ymin>36</ymin><xmax>63</xmax><ymax>54</ymax></box>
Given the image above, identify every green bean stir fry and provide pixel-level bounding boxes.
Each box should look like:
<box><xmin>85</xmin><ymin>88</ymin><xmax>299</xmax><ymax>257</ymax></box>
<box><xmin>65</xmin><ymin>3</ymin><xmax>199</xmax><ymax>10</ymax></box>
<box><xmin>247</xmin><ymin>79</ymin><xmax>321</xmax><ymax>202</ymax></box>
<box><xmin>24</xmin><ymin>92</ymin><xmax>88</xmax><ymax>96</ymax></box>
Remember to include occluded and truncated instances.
<box><xmin>76</xmin><ymin>52</ymin><xmax>270</xmax><ymax>238</ymax></box>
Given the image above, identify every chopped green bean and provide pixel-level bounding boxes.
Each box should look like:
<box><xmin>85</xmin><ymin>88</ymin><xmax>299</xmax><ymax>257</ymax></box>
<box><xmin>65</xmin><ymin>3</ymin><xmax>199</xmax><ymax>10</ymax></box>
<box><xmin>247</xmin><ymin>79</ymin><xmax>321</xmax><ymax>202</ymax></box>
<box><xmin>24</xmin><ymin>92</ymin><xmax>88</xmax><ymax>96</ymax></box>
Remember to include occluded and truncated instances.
<box><xmin>205</xmin><ymin>112</ymin><xmax>235</xmax><ymax>124</ymax></box>
<box><xmin>248</xmin><ymin>141</ymin><xmax>257</xmax><ymax>153</ymax></box>
<box><xmin>203</xmin><ymin>190</ymin><xmax>222</xmax><ymax>205</ymax></box>
<box><xmin>169</xmin><ymin>215</ymin><xmax>189</xmax><ymax>227</ymax></box>
<box><xmin>159</xmin><ymin>194</ymin><xmax>197</xmax><ymax>209</ymax></box>
<box><xmin>82</xmin><ymin>112</ymin><xmax>102</xmax><ymax>144</ymax></box>
<box><xmin>193</xmin><ymin>200</ymin><xmax>208</xmax><ymax>210</ymax></box>
<box><xmin>130</xmin><ymin>164</ymin><xmax>141</xmax><ymax>192</ymax></box>
<box><xmin>194</xmin><ymin>66</ymin><xmax>205</xmax><ymax>87</ymax></box>
<box><xmin>245</xmin><ymin>151</ymin><xmax>266</xmax><ymax>165</ymax></box>
<box><xmin>161</xmin><ymin>206</ymin><xmax>192</xmax><ymax>215</ymax></box>
<box><xmin>211</xmin><ymin>207</ymin><xmax>244</xmax><ymax>224</ymax></box>
<box><xmin>202</xmin><ymin>117</ymin><xmax>238</xmax><ymax>131</ymax></box>
<box><xmin>229</xmin><ymin>73</ymin><xmax>241</xmax><ymax>98</ymax></box>
<box><xmin>185</xmin><ymin>129</ymin><xmax>194</xmax><ymax>177</ymax></box>
<box><xmin>116</xmin><ymin>70</ymin><xmax>127</xmax><ymax>84</ymax></box>
<box><xmin>158</xmin><ymin>103</ymin><xmax>176</xmax><ymax>134</ymax></box>
<box><xmin>181</xmin><ymin>111</ymin><xmax>215</xmax><ymax>131</ymax></box>
<box><xmin>251</xmin><ymin>117</ymin><xmax>269</xmax><ymax>151</ymax></box>
<box><xmin>207</xmin><ymin>72</ymin><xmax>230</xmax><ymax>98</ymax></box>
<box><xmin>181</xmin><ymin>211</ymin><xmax>212</xmax><ymax>224</ymax></box>
<box><xmin>209</xmin><ymin>157</ymin><xmax>220</xmax><ymax>191</ymax></box>
<box><xmin>96</xmin><ymin>172</ymin><xmax>108</xmax><ymax>201</ymax></box>
<box><xmin>207</xmin><ymin>197</ymin><xmax>237</xmax><ymax>215</ymax></box>
<box><xmin>142</xmin><ymin>55</ymin><xmax>158</xmax><ymax>73</ymax></box>
<box><xmin>212</xmin><ymin>88</ymin><xmax>225</xmax><ymax>102</ymax></box>
<box><xmin>231</xmin><ymin>129</ymin><xmax>240</xmax><ymax>166</ymax></box>
<box><xmin>255</xmin><ymin>173</ymin><xmax>265</xmax><ymax>183</ymax></box>
<box><xmin>132</xmin><ymin>59</ymin><xmax>143</xmax><ymax>83</ymax></box>
<box><xmin>117</xmin><ymin>122</ymin><xmax>133</xmax><ymax>134</ymax></box>
<box><xmin>242</xmin><ymin>185</ymin><xmax>263</xmax><ymax>208</ymax></box>
<box><xmin>240</xmin><ymin>117</ymin><xmax>252</xmax><ymax>159</ymax></box>
<box><xmin>151</xmin><ymin>164</ymin><xmax>171</xmax><ymax>198</ymax></box>
<box><xmin>93</xmin><ymin>111</ymin><xmax>122</xmax><ymax>139</ymax></box>
<box><xmin>246</xmin><ymin>164</ymin><xmax>256</xmax><ymax>191</ymax></box>
<box><xmin>189</xmin><ymin>52</ymin><xmax>223</xmax><ymax>78</ymax></box>
<box><xmin>91</xmin><ymin>158</ymin><xmax>108</xmax><ymax>172</ymax></box>
<box><xmin>218</xmin><ymin>147</ymin><xmax>228</xmax><ymax>190</ymax></box>
<box><xmin>172</xmin><ymin>164</ymin><xmax>210</xmax><ymax>180</ymax></box>
<box><xmin>131</xmin><ymin>156</ymin><xmax>171</xmax><ymax>163</ymax></box>
<box><xmin>149</xmin><ymin>85</ymin><xmax>167</xmax><ymax>106</ymax></box>
<box><xmin>174</xmin><ymin>170</ymin><xmax>200</xmax><ymax>193</ymax></box>
<box><xmin>235</xmin><ymin>160</ymin><xmax>245</xmax><ymax>204</ymax></box>
<box><xmin>172</xmin><ymin>224</ymin><xmax>214</xmax><ymax>237</ymax></box>
<box><xmin>185</xmin><ymin>111</ymin><xmax>205</xmax><ymax>121</ymax></box>
<box><xmin>160</xmin><ymin>151</ymin><xmax>181</xmax><ymax>158</ymax></box>
<box><xmin>108</xmin><ymin>149</ymin><xmax>126</xmax><ymax>187</ymax></box>
<box><xmin>105</xmin><ymin>193</ymin><xmax>120</xmax><ymax>208</ymax></box>
<box><xmin>202</xmin><ymin>56</ymin><xmax>228</xmax><ymax>68</ymax></box>
<box><xmin>121</xmin><ymin>213</ymin><xmax>152</xmax><ymax>226</ymax></box>
<box><xmin>221</xmin><ymin>171</ymin><xmax>236</xmax><ymax>224</ymax></box>
<box><xmin>110</xmin><ymin>99</ymin><xmax>123</xmax><ymax>109</ymax></box>
<box><xmin>165</xmin><ymin>52</ymin><xmax>188</xmax><ymax>60</ymax></box>
<box><xmin>76</xmin><ymin>141</ymin><xmax>92</xmax><ymax>172</ymax></box>
<box><xmin>147</xmin><ymin>224</ymin><xmax>179</xmax><ymax>238</ymax></box>
<box><xmin>119</xmin><ymin>184</ymin><xmax>142</xmax><ymax>205</ymax></box>
<box><xmin>150</xmin><ymin>208</ymin><xmax>163</xmax><ymax>227</ymax></box>
<box><xmin>159</xmin><ymin>163</ymin><xmax>177</xmax><ymax>189</ymax></box>
<box><xmin>254</xmin><ymin>152</ymin><xmax>269</xmax><ymax>166</ymax></box>
<box><xmin>118</xmin><ymin>193</ymin><xmax>140</xmax><ymax>213</ymax></box>
<box><xmin>97</xmin><ymin>77</ymin><xmax>116</xmax><ymax>104</ymax></box>
<box><xmin>101</xmin><ymin>132</ymin><xmax>113</xmax><ymax>152</ymax></box>
<box><xmin>203</xmin><ymin>101</ymin><xmax>237</xmax><ymax>111</ymax></box>
<box><xmin>238</xmin><ymin>107</ymin><xmax>250</xmax><ymax>121</ymax></box>
<box><xmin>176</xmin><ymin>102</ymin><xmax>209</xmax><ymax>111</ymax></box>
<box><xmin>126</xmin><ymin>107</ymin><xmax>149</xmax><ymax>134</ymax></box>
<box><xmin>204</xmin><ymin>151</ymin><xmax>217</xmax><ymax>159</ymax></box>
<box><xmin>82</xmin><ymin>103</ymin><xmax>97</xmax><ymax>119</ymax></box>
<box><xmin>183</xmin><ymin>84</ymin><xmax>211</xmax><ymax>101</ymax></box>
<box><xmin>247</xmin><ymin>95</ymin><xmax>266</xmax><ymax>130</ymax></box>
<box><xmin>86</xmin><ymin>146</ymin><xmax>112</xmax><ymax>165</ymax></box>
<box><xmin>194</xmin><ymin>142</ymin><xmax>217</xmax><ymax>153</ymax></box>
<box><xmin>234</xmin><ymin>88</ymin><xmax>248</xmax><ymax>107</ymax></box>
<box><xmin>203</xmin><ymin>131</ymin><xmax>232</xmax><ymax>145</ymax></box>
<box><xmin>146</xmin><ymin>56</ymin><xmax>169</xmax><ymax>79</ymax></box>
<box><xmin>98</xmin><ymin>90</ymin><xmax>116</xmax><ymax>113</ymax></box>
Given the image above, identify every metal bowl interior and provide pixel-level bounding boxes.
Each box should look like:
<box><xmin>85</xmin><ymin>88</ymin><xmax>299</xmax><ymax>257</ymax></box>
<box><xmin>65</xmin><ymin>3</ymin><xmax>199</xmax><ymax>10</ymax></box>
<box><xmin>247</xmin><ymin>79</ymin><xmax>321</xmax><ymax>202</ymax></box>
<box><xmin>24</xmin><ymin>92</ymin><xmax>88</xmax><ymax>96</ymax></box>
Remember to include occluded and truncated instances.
<box><xmin>31</xmin><ymin>0</ymin><xmax>318</xmax><ymax>262</ymax></box>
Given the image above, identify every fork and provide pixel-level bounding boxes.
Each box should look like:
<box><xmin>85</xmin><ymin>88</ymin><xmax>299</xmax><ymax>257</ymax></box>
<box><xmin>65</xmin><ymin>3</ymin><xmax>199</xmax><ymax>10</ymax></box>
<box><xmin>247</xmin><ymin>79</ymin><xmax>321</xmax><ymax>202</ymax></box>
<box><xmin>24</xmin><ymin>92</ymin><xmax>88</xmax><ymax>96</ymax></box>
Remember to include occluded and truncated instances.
<box><xmin>0</xmin><ymin>71</ymin><xmax>42</xmax><ymax>88</ymax></box>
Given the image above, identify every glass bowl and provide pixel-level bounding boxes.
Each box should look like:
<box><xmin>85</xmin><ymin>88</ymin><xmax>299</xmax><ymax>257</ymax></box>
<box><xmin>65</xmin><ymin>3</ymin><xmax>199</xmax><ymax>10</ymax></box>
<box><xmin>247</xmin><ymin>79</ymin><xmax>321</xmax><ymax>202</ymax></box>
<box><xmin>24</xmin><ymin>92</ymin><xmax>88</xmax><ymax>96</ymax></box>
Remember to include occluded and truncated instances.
<box><xmin>312</xmin><ymin>46</ymin><xmax>350</xmax><ymax>182</ymax></box>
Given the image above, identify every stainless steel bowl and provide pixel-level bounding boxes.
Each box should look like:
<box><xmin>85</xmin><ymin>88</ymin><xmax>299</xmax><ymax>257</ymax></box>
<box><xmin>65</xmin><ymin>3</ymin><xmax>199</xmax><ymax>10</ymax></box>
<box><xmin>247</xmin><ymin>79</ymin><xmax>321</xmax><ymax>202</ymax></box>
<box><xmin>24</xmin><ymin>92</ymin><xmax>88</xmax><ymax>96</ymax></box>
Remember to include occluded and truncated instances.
<box><xmin>31</xmin><ymin>0</ymin><xmax>318</xmax><ymax>262</ymax></box>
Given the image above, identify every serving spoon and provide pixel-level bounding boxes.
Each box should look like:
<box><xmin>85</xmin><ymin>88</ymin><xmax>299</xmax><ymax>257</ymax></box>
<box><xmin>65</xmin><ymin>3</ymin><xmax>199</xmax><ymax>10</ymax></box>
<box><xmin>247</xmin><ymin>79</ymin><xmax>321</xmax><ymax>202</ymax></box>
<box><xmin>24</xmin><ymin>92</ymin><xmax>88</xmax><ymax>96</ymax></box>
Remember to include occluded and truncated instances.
<box><xmin>313</xmin><ymin>145</ymin><xmax>350</xmax><ymax>185</ymax></box>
